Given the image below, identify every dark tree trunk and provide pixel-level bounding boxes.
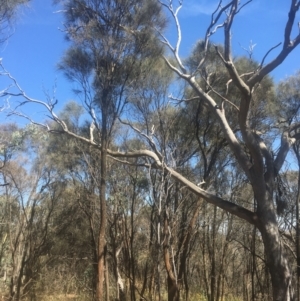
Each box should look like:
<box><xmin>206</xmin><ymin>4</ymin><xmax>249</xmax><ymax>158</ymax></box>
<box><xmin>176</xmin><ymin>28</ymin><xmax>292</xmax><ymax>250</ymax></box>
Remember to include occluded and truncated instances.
<box><xmin>177</xmin><ymin>203</ymin><xmax>201</xmax><ymax>301</ymax></box>
<box><xmin>210</xmin><ymin>206</ymin><xmax>217</xmax><ymax>301</ymax></box>
<box><xmin>293</xmin><ymin>143</ymin><xmax>300</xmax><ymax>301</ymax></box>
<box><xmin>167</xmin><ymin>275</ymin><xmax>180</xmax><ymax>301</ymax></box>
<box><xmin>163</xmin><ymin>199</ymin><xmax>180</xmax><ymax>301</ymax></box>
<box><xmin>97</xmin><ymin>102</ymin><xmax>108</xmax><ymax>301</ymax></box>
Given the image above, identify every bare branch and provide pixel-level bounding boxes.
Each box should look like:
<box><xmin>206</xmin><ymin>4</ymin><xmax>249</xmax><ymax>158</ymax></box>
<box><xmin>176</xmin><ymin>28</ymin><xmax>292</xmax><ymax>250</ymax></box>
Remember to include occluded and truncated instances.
<box><xmin>107</xmin><ymin>146</ymin><xmax>257</xmax><ymax>225</ymax></box>
<box><xmin>164</xmin><ymin>165</ymin><xmax>258</xmax><ymax>225</ymax></box>
<box><xmin>236</xmin><ymin>0</ymin><xmax>252</xmax><ymax>14</ymax></box>
<box><xmin>202</xmin><ymin>75</ymin><xmax>240</xmax><ymax>112</ymax></box>
<box><xmin>194</xmin><ymin>1</ymin><xmax>233</xmax><ymax>72</ymax></box>
<box><xmin>118</xmin><ymin>118</ymin><xmax>163</xmax><ymax>161</ymax></box>
<box><xmin>162</xmin><ymin>55</ymin><xmax>189</xmax><ymax>78</ymax></box>
<box><xmin>247</xmin><ymin>1</ymin><xmax>300</xmax><ymax>86</ymax></box>
<box><xmin>258</xmin><ymin>42</ymin><xmax>282</xmax><ymax>70</ymax></box>
<box><xmin>107</xmin><ymin>148</ymin><xmax>163</xmax><ymax>168</ymax></box>
<box><xmin>225</xmin><ymin>71</ymin><xmax>254</xmax><ymax>95</ymax></box>
<box><xmin>222</xmin><ymin>0</ymin><xmax>251</xmax><ymax>97</ymax></box>
<box><xmin>186</xmin><ymin>76</ymin><xmax>253</xmax><ymax>177</ymax></box>
<box><xmin>107</xmin><ymin>155</ymin><xmax>150</xmax><ymax>168</ymax></box>
<box><xmin>158</xmin><ymin>0</ymin><xmax>186</xmax><ymax>73</ymax></box>
<box><xmin>168</xmin><ymin>94</ymin><xmax>199</xmax><ymax>104</ymax></box>
<box><xmin>7</xmin><ymin>111</ymin><xmax>50</xmax><ymax>130</ymax></box>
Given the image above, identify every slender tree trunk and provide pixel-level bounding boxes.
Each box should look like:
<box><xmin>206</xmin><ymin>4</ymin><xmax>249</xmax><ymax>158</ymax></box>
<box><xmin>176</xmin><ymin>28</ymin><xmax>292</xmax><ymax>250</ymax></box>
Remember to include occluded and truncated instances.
<box><xmin>251</xmin><ymin>226</ymin><xmax>256</xmax><ymax>301</ymax></box>
<box><xmin>216</xmin><ymin>222</ymin><xmax>230</xmax><ymax>301</ymax></box>
<box><xmin>294</xmin><ymin>144</ymin><xmax>300</xmax><ymax>301</ymax></box>
<box><xmin>202</xmin><ymin>204</ymin><xmax>210</xmax><ymax>300</ymax></box>
<box><xmin>297</xmin><ymin>168</ymin><xmax>300</xmax><ymax>301</ymax></box>
<box><xmin>140</xmin><ymin>261</ymin><xmax>148</xmax><ymax>300</ymax></box>
<box><xmin>177</xmin><ymin>203</ymin><xmax>201</xmax><ymax>301</ymax></box>
<box><xmin>163</xmin><ymin>203</ymin><xmax>179</xmax><ymax>301</ymax></box>
<box><xmin>105</xmin><ymin>256</ymin><xmax>109</xmax><ymax>301</ymax></box>
<box><xmin>97</xmin><ymin>104</ymin><xmax>108</xmax><ymax>301</ymax></box>
<box><xmin>130</xmin><ymin>188</ymin><xmax>137</xmax><ymax>301</ymax></box>
<box><xmin>166</xmin><ymin>275</ymin><xmax>180</xmax><ymax>301</ymax></box>
<box><xmin>147</xmin><ymin>205</ymin><xmax>156</xmax><ymax>301</ymax></box>
<box><xmin>243</xmin><ymin>243</ymin><xmax>250</xmax><ymax>301</ymax></box>
<box><xmin>210</xmin><ymin>206</ymin><xmax>217</xmax><ymax>301</ymax></box>
<box><xmin>148</xmin><ymin>265</ymin><xmax>155</xmax><ymax>300</ymax></box>
<box><xmin>115</xmin><ymin>245</ymin><xmax>126</xmax><ymax>301</ymax></box>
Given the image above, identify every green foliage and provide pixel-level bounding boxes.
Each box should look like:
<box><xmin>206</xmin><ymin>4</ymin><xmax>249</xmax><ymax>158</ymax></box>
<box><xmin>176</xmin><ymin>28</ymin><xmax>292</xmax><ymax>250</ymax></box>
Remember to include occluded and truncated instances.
<box><xmin>57</xmin><ymin>0</ymin><xmax>167</xmax><ymax>137</ymax></box>
<box><xmin>276</xmin><ymin>70</ymin><xmax>300</xmax><ymax>124</ymax></box>
<box><xmin>0</xmin><ymin>123</ymin><xmax>26</xmax><ymax>161</ymax></box>
<box><xmin>187</xmin><ymin>41</ymin><xmax>275</xmax><ymax>130</ymax></box>
<box><xmin>59</xmin><ymin>100</ymin><xmax>85</xmax><ymax>129</ymax></box>
<box><xmin>0</xmin><ymin>0</ymin><xmax>29</xmax><ymax>43</ymax></box>
<box><xmin>58</xmin><ymin>47</ymin><xmax>93</xmax><ymax>82</ymax></box>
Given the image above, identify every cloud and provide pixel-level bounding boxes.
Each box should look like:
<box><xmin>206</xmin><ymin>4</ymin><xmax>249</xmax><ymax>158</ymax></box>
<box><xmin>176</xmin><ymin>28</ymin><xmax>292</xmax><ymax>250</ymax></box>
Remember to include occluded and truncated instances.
<box><xmin>179</xmin><ymin>0</ymin><xmax>284</xmax><ymax>18</ymax></box>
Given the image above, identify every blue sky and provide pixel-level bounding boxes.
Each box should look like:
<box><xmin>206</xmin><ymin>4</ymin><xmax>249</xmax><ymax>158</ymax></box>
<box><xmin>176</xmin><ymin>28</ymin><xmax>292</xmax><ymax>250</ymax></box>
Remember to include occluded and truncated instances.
<box><xmin>1</xmin><ymin>0</ymin><xmax>300</xmax><ymax>124</ymax></box>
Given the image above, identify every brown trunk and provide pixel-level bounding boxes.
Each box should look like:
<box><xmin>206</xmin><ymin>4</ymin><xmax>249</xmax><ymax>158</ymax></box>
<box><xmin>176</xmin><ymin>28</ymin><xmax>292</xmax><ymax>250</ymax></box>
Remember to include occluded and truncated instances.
<box><xmin>297</xmin><ymin>190</ymin><xmax>300</xmax><ymax>301</ymax></box>
<box><xmin>163</xmin><ymin>204</ymin><xmax>180</xmax><ymax>301</ymax></box>
<box><xmin>97</xmin><ymin>107</ymin><xmax>107</xmax><ymax>301</ymax></box>
<box><xmin>167</xmin><ymin>275</ymin><xmax>180</xmax><ymax>301</ymax></box>
<box><xmin>294</xmin><ymin>144</ymin><xmax>300</xmax><ymax>300</ymax></box>
<box><xmin>210</xmin><ymin>206</ymin><xmax>217</xmax><ymax>301</ymax></box>
<box><xmin>140</xmin><ymin>261</ymin><xmax>148</xmax><ymax>299</ymax></box>
<box><xmin>105</xmin><ymin>256</ymin><xmax>109</xmax><ymax>301</ymax></box>
<box><xmin>202</xmin><ymin>204</ymin><xmax>210</xmax><ymax>299</ymax></box>
<box><xmin>216</xmin><ymin>225</ymin><xmax>230</xmax><ymax>301</ymax></box>
<box><xmin>177</xmin><ymin>202</ymin><xmax>201</xmax><ymax>300</ymax></box>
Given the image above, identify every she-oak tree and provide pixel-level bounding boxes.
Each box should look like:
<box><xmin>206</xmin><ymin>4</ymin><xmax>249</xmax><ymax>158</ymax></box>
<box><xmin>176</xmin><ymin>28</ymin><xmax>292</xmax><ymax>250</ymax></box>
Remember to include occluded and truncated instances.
<box><xmin>2</xmin><ymin>1</ymin><xmax>300</xmax><ymax>301</ymax></box>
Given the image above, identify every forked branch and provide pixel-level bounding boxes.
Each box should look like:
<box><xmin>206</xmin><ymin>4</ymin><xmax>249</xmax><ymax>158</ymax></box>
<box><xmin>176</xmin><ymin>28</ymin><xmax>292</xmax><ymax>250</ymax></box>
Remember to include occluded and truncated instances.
<box><xmin>247</xmin><ymin>0</ymin><xmax>300</xmax><ymax>86</ymax></box>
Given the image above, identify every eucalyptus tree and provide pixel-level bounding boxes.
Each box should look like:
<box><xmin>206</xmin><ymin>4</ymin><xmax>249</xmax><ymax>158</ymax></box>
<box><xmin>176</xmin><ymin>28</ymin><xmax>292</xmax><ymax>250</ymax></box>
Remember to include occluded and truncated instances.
<box><xmin>157</xmin><ymin>1</ymin><xmax>300</xmax><ymax>300</ymax></box>
<box><xmin>0</xmin><ymin>123</ymin><xmax>25</xmax><ymax>293</ymax></box>
<box><xmin>3</xmin><ymin>1</ymin><xmax>300</xmax><ymax>300</ymax></box>
<box><xmin>54</xmin><ymin>1</ymin><xmax>165</xmax><ymax>299</ymax></box>
<box><xmin>182</xmin><ymin>41</ymin><xmax>276</xmax><ymax>301</ymax></box>
<box><xmin>275</xmin><ymin>71</ymin><xmax>300</xmax><ymax>300</ymax></box>
<box><xmin>0</xmin><ymin>124</ymin><xmax>62</xmax><ymax>301</ymax></box>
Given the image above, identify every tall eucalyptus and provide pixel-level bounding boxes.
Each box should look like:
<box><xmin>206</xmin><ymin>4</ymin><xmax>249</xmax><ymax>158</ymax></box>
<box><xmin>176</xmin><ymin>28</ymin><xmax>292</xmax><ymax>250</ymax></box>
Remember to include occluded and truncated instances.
<box><xmin>57</xmin><ymin>1</ymin><xmax>166</xmax><ymax>299</ymax></box>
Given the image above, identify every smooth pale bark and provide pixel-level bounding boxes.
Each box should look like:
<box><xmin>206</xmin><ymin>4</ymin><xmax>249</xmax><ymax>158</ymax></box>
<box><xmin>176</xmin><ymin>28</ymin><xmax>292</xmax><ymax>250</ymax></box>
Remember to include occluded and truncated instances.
<box><xmin>252</xmin><ymin>183</ymin><xmax>293</xmax><ymax>301</ymax></box>
<box><xmin>259</xmin><ymin>215</ymin><xmax>293</xmax><ymax>301</ymax></box>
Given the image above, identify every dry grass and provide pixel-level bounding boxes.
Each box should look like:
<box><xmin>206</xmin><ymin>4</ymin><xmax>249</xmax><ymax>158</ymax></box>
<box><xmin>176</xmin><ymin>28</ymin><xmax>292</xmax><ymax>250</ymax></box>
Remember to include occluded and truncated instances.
<box><xmin>34</xmin><ymin>294</ymin><xmax>92</xmax><ymax>301</ymax></box>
